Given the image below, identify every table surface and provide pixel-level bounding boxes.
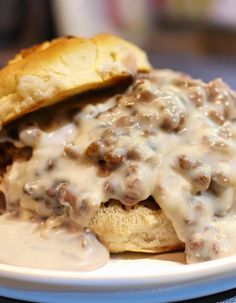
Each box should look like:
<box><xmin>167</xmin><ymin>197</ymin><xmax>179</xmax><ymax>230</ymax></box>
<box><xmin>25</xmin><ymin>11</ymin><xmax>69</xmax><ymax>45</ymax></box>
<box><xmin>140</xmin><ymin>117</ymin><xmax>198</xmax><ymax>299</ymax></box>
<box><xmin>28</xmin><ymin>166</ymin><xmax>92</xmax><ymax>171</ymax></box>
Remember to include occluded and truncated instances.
<box><xmin>0</xmin><ymin>53</ymin><xmax>236</xmax><ymax>303</ymax></box>
<box><xmin>0</xmin><ymin>288</ymin><xmax>236</xmax><ymax>303</ymax></box>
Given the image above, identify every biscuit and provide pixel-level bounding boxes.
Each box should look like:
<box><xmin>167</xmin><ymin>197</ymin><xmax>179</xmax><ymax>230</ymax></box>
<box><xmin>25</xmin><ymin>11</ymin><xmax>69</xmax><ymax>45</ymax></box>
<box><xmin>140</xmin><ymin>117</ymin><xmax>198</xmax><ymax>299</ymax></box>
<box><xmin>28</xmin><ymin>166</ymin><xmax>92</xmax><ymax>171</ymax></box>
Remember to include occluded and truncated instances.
<box><xmin>0</xmin><ymin>34</ymin><xmax>151</xmax><ymax>126</ymax></box>
<box><xmin>90</xmin><ymin>200</ymin><xmax>183</xmax><ymax>253</ymax></box>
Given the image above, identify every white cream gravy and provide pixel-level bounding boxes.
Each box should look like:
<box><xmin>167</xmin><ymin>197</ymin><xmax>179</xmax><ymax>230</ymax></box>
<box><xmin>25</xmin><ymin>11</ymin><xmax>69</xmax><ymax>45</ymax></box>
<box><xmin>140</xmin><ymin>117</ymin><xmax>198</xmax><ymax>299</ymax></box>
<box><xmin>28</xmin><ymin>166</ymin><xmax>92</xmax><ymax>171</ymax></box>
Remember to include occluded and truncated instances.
<box><xmin>0</xmin><ymin>215</ymin><xmax>109</xmax><ymax>271</ymax></box>
<box><xmin>1</xmin><ymin>69</ymin><xmax>236</xmax><ymax>268</ymax></box>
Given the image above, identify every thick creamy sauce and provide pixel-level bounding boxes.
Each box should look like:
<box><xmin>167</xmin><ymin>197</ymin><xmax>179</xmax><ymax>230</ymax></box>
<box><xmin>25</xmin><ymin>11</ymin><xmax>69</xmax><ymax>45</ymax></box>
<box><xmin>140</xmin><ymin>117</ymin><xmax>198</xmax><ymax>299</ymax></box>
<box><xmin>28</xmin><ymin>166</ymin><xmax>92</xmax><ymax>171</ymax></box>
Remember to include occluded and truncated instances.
<box><xmin>1</xmin><ymin>69</ymin><xmax>236</xmax><ymax>268</ymax></box>
<box><xmin>0</xmin><ymin>215</ymin><xmax>108</xmax><ymax>270</ymax></box>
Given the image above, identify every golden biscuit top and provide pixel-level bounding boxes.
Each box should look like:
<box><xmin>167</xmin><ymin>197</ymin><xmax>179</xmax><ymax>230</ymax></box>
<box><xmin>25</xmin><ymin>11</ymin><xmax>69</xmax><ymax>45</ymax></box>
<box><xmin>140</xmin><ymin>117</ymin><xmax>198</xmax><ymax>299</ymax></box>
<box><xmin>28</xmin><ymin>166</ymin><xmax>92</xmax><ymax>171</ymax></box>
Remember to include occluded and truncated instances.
<box><xmin>0</xmin><ymin>34</ymin><xmax>151</xmax><ymax>126</ymax></box>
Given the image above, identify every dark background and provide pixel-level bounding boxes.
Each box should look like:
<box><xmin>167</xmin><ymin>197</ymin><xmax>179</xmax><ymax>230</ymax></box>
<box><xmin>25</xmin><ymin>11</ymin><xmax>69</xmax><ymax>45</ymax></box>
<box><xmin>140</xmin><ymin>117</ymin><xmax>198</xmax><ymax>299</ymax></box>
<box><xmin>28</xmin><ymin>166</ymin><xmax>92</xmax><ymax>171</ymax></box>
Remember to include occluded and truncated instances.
<box><xmin>1</xmin><ymin>0</ymin><xmax>236</xmax><ymax>90</ymax></box>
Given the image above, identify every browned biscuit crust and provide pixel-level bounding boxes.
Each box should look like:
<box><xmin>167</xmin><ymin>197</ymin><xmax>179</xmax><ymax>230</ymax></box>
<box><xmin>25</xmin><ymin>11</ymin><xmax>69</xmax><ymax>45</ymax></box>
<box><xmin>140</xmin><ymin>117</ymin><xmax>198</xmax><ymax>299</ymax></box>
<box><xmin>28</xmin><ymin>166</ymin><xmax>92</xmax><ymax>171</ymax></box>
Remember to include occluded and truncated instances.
<box><xmin>0</xmin><ymin>34</ymin><xmax>151</xmax><ymax>126</ymax></box>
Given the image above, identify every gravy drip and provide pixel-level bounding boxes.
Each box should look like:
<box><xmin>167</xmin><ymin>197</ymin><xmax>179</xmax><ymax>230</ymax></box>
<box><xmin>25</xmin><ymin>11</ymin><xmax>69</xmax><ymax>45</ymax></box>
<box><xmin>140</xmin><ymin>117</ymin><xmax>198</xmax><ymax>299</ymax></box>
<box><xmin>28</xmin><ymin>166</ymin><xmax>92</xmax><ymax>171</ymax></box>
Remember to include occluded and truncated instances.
<box><xmin>0</xmin><ymin>215</ymin><xmax>108</xmax><ymax>271</ymax></box>
<box><xmin>2</xmin><ymin>69</ymin><xmax>236</xmax><ymax>264</ymax></box>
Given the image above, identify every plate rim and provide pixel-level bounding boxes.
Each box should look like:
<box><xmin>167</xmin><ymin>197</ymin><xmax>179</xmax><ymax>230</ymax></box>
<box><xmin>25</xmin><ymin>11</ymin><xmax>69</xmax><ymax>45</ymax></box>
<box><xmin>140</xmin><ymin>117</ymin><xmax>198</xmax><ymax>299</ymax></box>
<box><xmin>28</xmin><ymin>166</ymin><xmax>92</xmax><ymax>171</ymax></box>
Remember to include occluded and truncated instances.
<box><xmin>0</xmin><ymin>255</ymin><xmax>236</xmax><ymax>289</ymax></box>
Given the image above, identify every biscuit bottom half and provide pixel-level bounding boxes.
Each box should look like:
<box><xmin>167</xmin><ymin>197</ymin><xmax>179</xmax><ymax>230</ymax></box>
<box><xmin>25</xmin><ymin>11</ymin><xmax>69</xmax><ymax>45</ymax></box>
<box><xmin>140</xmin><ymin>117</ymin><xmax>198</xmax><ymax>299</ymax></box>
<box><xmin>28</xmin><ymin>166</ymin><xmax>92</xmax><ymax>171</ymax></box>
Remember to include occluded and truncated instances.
<box><xmin>89</xmin><ymin>198</ymin><xmax>183</xmax><ymax>253</ymax></box>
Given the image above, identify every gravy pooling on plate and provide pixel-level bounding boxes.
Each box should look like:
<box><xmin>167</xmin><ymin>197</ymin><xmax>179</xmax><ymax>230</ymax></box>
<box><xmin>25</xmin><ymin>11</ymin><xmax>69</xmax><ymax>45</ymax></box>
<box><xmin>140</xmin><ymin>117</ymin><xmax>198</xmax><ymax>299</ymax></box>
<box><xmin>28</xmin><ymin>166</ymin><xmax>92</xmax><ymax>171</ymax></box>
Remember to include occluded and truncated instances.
<box><xmin>0</xmin><ymin>214</ymin><xmax>109</xmax><ymax>270</ymax></box>
<box><xmin>1</xmin><ymin>69</ymin><xmax>236</xmax><ymax>268</ymax></box>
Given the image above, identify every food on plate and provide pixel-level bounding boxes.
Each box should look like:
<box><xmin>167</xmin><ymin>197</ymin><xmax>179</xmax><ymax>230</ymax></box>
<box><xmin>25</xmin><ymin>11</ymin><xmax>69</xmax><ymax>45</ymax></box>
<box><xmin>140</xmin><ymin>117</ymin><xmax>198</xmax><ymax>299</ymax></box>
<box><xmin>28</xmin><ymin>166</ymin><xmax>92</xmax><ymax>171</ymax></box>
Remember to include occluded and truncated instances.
<box><xmin>0</xmin><ymin>34</ymin><xmax>236</xmax><ymax>270</ymax></box>
<box><xmin>0</xmin><ymin>34</ymin><xmax>149</xmax><ymax>125</ymax></box>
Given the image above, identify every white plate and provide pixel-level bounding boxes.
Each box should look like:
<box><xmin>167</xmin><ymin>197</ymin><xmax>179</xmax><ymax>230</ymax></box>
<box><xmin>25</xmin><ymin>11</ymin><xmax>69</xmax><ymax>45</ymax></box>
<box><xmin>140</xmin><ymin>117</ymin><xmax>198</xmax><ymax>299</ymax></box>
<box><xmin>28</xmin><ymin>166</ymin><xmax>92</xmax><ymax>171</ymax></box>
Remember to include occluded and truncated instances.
<box><xmin>0</xmin><ymin>252</ymin><xmax>236</xmax><ymax>303</ymax></box>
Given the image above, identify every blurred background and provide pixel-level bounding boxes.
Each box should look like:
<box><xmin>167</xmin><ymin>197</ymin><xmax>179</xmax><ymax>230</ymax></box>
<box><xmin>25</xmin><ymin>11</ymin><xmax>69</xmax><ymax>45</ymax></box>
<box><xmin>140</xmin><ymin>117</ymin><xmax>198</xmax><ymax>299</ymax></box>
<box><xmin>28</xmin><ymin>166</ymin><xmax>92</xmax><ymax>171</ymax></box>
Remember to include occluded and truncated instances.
<box><xmin>1</xmin><ymin>0</ymin><xmax>236</xmax><ymax>87</ymax></box>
